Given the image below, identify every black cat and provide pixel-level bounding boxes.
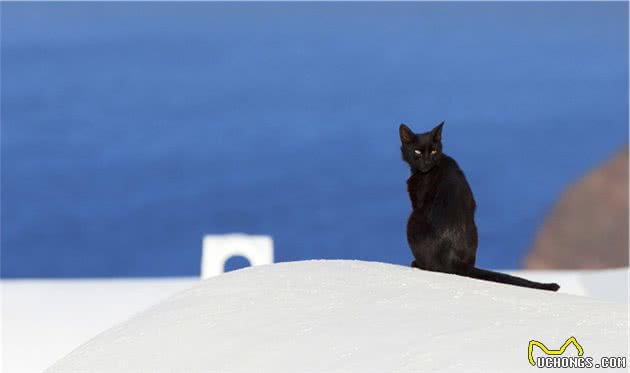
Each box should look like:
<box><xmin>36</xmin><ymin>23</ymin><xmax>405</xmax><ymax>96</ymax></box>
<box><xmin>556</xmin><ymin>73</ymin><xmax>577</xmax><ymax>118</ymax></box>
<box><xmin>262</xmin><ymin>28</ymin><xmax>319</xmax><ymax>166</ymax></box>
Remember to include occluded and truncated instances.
<box><xmin>399</xmin><ymin>122</ymin><xmax>559</xmax><ymax>291</ymax></box>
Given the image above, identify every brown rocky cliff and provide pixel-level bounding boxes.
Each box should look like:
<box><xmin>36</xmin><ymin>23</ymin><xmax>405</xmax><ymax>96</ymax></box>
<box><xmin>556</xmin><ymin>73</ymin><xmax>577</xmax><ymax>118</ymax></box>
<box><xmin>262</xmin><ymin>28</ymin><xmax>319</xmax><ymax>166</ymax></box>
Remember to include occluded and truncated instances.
<box><xmin>525</xmin><ymin>148</ymin><xmax>629</xmax><ymax>269</ymax></box>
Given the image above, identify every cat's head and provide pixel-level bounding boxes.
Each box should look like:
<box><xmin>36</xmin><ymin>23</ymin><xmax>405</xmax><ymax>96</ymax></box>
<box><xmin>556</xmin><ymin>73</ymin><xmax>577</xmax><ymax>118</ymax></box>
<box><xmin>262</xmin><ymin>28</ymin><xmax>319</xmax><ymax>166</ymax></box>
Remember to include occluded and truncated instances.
<box><xmin>399</xmin><ymin>121</ymin><xmax>444</xmax><ymax>173</ymax></box>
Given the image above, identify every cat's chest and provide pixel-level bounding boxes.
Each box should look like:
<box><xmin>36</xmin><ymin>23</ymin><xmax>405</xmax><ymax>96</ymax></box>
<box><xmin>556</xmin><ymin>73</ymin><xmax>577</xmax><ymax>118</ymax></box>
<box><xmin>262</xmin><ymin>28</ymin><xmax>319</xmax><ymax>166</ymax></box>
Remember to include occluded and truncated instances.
<box><xmin>407</xmin><ymin>173</ymin><xmax>440</xmax><ymax>211</ymax></box>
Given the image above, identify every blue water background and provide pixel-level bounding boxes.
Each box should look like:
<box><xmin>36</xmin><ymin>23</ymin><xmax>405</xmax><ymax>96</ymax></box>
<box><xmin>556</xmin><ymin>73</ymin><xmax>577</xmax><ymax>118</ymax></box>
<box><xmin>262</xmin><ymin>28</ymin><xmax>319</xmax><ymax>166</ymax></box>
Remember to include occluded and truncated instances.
<box><xmin>2</xmin><ymin>2</ymin><xmax>628</xmax><ymax>277</ymax></box>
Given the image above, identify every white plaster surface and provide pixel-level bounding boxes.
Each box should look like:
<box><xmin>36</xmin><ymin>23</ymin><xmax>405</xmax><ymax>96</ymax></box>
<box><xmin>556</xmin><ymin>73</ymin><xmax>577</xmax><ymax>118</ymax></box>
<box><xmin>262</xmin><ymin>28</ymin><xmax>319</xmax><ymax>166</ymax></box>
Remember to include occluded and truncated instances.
<box><xmin>42</xmin><ymin>261</ymin><xmax>628</xmax><ymax>373</ymax></box>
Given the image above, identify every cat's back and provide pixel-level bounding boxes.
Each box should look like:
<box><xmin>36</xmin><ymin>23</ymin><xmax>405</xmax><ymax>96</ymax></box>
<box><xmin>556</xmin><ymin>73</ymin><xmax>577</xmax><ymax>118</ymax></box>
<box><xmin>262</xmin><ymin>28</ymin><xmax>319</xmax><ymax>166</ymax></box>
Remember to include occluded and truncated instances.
<box><xmin>440</xmin><ymin>154</ymin><xmax>462</xmax><ymax>172</ymax></box>
<box><xmin>437</xmin><ymin>153</ymin><xmax>476</xmax><ymax>209</ymax></box>
<box><xmin>438</xmin><ymin>154</ymin><xmax>470</xmax><ymax>184</ymax></box>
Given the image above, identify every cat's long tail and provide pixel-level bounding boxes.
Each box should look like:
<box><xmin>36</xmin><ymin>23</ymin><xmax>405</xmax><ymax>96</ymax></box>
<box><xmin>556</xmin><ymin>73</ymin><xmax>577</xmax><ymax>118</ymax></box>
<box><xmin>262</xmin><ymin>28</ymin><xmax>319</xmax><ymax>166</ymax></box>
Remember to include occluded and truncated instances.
<box><xmin>464</xmin><ymin>267</ymin><xmax>560</xmax><ymax>292</ymax></box>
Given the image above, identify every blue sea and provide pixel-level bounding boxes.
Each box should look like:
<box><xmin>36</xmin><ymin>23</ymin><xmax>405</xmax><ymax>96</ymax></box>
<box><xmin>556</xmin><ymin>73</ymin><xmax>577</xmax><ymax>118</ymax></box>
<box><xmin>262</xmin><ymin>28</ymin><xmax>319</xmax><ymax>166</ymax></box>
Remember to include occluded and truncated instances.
<box><xmin>2</xmin><ymin>2</ymin><xmax>628</xmax><ymax>278</ymax></box>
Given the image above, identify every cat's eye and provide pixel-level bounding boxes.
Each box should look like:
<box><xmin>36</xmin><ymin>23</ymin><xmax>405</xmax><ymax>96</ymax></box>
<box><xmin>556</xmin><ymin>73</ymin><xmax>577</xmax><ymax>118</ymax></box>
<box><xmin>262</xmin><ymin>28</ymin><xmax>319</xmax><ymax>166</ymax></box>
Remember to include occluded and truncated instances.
<box><xmin>431</xmin><ymin>150</ymin><xmax>437</xmax><ymax>155</ymax></box>
<box><xmin>414</xmin><ymin>150</ymin><xmax>422</xmax><ymax>155</ymax></box>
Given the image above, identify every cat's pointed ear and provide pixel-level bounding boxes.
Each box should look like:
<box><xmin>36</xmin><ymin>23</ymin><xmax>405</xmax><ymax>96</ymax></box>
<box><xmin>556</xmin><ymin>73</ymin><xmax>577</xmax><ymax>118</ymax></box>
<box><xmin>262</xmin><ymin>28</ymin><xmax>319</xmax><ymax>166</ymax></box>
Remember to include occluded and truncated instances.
<box><xmin>431</xmin><ymin>121</ymin><xmax>444</xmax><ymax>141</ymax></box>
<box><xmin>399</xmin><ymin>124</ymin><xmax>415</xmax><ymax>144</ymax></box>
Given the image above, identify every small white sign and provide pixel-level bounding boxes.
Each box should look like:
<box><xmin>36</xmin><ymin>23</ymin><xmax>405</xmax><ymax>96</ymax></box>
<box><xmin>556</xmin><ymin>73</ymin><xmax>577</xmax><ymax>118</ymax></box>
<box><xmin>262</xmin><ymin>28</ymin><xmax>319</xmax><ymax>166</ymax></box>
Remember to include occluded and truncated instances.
<box><xmin>201</xmin><ymin>234</ymin><xmax>274</xmax><ymax>278</ymax></box>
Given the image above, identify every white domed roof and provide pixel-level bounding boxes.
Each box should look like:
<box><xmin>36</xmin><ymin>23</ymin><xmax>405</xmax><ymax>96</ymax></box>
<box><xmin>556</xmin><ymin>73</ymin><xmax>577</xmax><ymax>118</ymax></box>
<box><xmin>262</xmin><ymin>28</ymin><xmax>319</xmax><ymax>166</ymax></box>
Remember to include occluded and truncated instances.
<box><xmin>46</xmin><ymin>260</ymin><xmax>628</xmax><ymax>373</ymax></box>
